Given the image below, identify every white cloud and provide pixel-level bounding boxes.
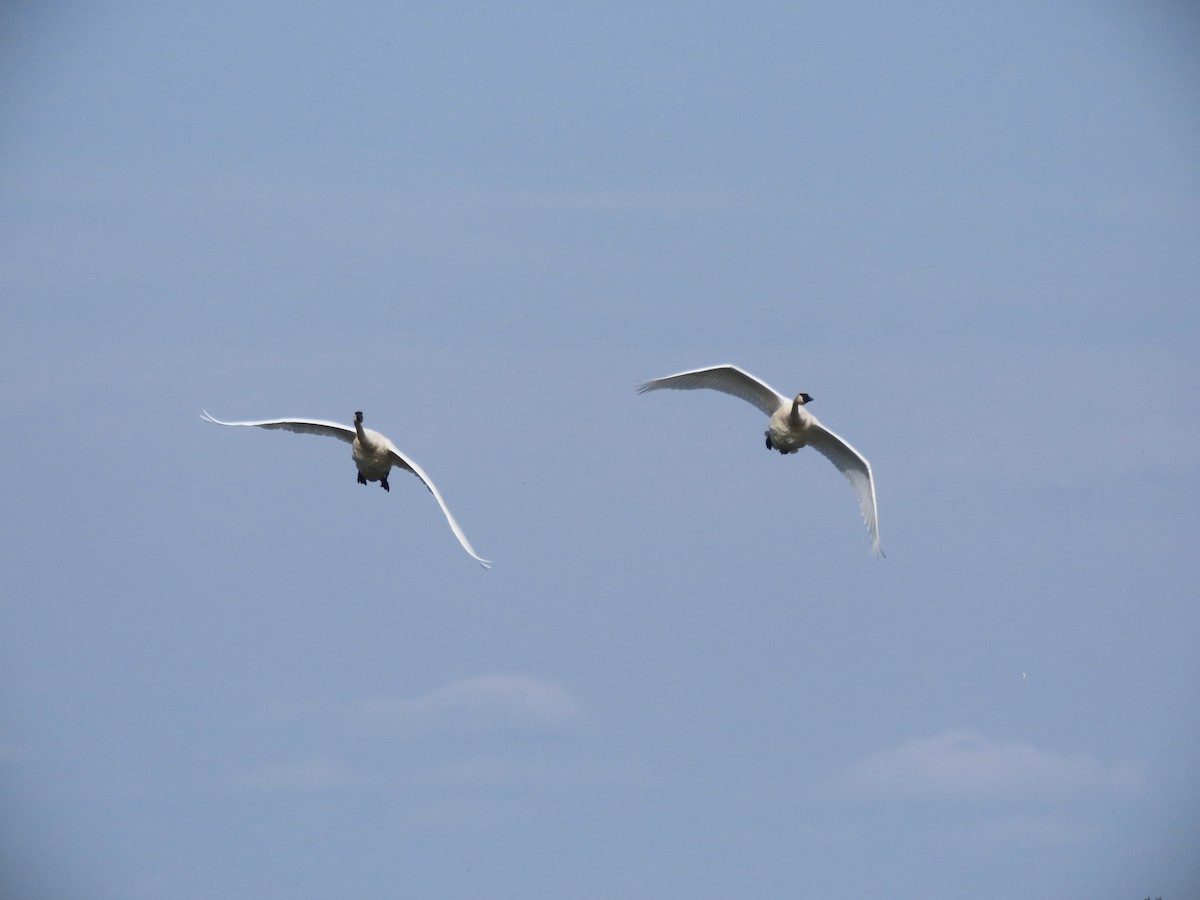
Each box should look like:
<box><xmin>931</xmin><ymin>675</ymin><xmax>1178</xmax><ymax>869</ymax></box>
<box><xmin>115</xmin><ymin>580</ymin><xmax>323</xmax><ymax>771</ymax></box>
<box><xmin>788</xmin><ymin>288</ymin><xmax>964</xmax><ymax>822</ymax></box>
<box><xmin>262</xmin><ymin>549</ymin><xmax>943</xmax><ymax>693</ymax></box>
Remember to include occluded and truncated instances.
<box><xmin>838</xmin><ymin>728</ymin><xmax>1144</xmax><ymax>801</ymax></box>
<box><xmin>244</xmin><ymin>756</ymin><xmax>355</xmax><ymax>791</ymax></box>
<box><xmin>348</xmin><ymin>674</ymin><xmax>587</xmax><ymax>735</ymax></box>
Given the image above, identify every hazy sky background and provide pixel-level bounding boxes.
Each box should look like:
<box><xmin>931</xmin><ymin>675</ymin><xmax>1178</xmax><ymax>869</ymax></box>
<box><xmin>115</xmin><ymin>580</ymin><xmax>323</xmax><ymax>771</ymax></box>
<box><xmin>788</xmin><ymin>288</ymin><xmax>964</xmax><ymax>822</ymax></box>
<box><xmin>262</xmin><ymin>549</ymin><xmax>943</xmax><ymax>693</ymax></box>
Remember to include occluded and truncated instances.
<box><xmin>2</xmin><ymin>2</ymin><xmax>1198</xmax><ymax>898</ymax></box>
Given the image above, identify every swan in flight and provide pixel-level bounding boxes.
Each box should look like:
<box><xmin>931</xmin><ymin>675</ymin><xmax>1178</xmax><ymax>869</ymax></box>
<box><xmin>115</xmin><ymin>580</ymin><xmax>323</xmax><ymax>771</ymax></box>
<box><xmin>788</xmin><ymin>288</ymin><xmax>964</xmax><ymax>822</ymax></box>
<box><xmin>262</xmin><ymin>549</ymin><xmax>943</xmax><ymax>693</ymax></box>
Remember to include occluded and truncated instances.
<box><xmin>637</xmin><ymin>364</ymin><xmax>882</xmax><ymax>557</ymax></box>
<box><xmin>201</xmin><ymin>410</ymin><xmax>491</xmax><ymax>568</ymax></box>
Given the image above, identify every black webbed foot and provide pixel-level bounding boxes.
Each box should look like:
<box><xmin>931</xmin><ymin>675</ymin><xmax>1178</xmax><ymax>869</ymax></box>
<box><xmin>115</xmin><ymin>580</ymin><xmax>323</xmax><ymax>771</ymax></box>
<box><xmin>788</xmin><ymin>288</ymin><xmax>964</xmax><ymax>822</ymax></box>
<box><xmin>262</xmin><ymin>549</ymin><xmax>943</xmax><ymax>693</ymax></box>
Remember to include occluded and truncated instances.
<box><xmin>764</xmin><ymin>431</ymin><xmax>773</xmax><ymax>451</ymax></box>
<box><xmin>357</xmin><ymin>471</ymin><xmax>367</xmax><ymax>485</ymax></box>
<box><xmin>380</xmin><ymin>475</ymin><xmax>390</xmax><ymax>492</ymax></box>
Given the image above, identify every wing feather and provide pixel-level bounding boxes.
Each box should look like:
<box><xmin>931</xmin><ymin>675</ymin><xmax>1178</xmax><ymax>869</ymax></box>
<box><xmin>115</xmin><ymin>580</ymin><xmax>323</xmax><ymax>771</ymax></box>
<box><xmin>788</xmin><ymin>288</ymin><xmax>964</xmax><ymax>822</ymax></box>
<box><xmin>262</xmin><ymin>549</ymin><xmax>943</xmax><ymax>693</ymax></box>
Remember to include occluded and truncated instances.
<box><xmin>201</xmin><ymin>411</ymin><xmax>355</xmax><ymax>443</ymax></box>
<box><xmin>805</xmin><ymin>422</ymin><xmax>883</xmax><ymax>557</ymax></box>
<box><xmin>636</xmin><ymin>364</ymin><xmax>786</xmax><ymax>416</ymax></box>
<box><xmin>382</xmin><ymin>439</ymin><xmax>493</xmax><ymax>569</ymax></box>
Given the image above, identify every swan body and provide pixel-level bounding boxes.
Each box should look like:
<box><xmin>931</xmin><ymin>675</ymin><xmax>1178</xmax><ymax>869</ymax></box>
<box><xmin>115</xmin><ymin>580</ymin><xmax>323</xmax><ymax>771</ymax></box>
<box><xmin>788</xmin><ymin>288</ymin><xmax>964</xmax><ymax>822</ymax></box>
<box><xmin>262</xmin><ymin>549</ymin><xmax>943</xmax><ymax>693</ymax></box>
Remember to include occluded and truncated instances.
<box><xmin>201</xmin><ymin>410</ymin><xmax>491</xmax><ymax>568</ymax></box>
<box><xmin>637</xmin><ymin>364</ymin><xmax>882</xmax><ymax>557</ymax></box>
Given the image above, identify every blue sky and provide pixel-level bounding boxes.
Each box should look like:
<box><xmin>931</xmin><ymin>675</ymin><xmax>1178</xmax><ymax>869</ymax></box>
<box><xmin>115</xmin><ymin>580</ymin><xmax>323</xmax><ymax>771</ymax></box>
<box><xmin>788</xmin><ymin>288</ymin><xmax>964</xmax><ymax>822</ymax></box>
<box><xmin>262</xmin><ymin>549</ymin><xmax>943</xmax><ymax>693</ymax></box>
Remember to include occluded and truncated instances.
<box><xmin>1</xmin><ymin>2</ymin><xmax>1198</xmax><ymax>897</ymax></box>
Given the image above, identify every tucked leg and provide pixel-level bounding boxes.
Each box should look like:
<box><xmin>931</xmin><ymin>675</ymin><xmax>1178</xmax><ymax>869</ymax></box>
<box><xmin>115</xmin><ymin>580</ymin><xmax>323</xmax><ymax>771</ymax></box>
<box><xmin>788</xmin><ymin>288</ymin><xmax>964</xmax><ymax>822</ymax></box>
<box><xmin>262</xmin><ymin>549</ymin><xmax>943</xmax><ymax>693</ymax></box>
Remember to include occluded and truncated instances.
<box><xmin>357</xmin><ymin>471</ymin><xmax>367</xmax><ymax>485</ymax></box>
<box><xmin>380</xmin><ymin>475</ymin><xmax>390</xmax><ymax>492</ymax></box>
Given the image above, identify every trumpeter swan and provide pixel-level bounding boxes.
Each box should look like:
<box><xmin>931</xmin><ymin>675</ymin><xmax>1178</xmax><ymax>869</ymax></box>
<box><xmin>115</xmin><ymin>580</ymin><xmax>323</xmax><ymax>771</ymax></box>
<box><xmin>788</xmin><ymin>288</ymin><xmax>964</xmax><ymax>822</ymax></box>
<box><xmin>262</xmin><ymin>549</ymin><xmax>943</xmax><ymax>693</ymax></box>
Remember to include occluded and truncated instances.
<box><xmin>637</xmin><ymin>364</ymin><xmax>882</xmax><ymax>557</ymax></box>
<box><xmin>201</xmin><ymin>410</ymin><xmax>491</xmax><ymax>568</ymax></box>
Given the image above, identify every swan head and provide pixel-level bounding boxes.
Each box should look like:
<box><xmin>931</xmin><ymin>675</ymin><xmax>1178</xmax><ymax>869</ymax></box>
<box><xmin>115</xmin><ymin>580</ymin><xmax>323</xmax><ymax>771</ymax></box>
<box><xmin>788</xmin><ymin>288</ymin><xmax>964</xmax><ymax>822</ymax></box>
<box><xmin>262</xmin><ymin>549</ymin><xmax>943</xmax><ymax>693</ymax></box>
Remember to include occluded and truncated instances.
<box><xmin>354</xmin><ymin>411</ymin><xmax>364</xmax><ymax>425</ymax></box>
<box><xmin>793</xmin><ymin>392</ymin><xmax>813</xmax><ymax>406</ymax></box>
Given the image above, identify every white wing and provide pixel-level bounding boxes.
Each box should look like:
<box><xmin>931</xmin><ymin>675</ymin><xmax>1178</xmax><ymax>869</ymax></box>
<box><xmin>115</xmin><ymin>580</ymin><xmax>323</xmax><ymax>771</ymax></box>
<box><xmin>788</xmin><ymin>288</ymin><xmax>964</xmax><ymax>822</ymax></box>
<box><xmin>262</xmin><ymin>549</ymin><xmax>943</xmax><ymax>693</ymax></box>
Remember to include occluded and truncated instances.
<box><xmin>805</xmin><ymin>419</ymin><xmax>883</xmax><ymax>558</ymax></box>
<box><xmin>380</xmin><ymin>437</ymin><xmax>493</xmax><ymax>569</ymax></box>
<box><xmin>201</xmin><ymin>410</ymin><xmax>356</xmax><ymax>443</ymax></box>
<box><xmin>636</xmin><ymin>364</ymin><xmax>786</xmax><ymax>416</ymax></box>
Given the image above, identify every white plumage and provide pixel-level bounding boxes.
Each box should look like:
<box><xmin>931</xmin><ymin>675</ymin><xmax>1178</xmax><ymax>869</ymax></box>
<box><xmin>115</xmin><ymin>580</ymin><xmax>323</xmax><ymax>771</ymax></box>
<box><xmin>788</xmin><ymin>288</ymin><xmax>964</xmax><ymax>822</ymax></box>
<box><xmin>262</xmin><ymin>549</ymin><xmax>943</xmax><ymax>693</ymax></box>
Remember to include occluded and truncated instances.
<box><xmin>637</xmin><ymin>364</ymin><xmax>882</xmax><ymax>557</ymax></box>
<box><xmin>202</xmin><ymin>410</ymin><xmax>491</xmax><ymax>568</ymax></box>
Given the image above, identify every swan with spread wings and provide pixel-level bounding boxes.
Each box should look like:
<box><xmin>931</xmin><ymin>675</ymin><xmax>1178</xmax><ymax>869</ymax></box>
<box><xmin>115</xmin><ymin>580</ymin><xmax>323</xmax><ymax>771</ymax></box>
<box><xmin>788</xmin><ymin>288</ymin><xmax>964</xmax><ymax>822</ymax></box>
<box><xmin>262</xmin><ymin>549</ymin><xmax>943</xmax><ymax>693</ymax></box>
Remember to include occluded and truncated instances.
<box><xmin>202</xmin><ymin>410</ymin><xmax>491</xmax><ymax>568</ymax></box>
<box><xmin>637</xmin><ymin>365</ymin><xmax>882</xmax><ymax>557</ymax></box>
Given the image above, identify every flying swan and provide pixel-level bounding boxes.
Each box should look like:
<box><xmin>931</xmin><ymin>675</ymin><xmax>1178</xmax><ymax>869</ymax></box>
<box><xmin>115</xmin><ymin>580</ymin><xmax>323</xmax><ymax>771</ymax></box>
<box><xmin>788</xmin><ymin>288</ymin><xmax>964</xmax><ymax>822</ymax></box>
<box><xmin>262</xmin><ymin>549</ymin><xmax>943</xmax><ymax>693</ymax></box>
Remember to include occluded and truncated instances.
<box><xmin>201</xmin><ymin>410</ymin><xmax>491</xmax><ymax>568</ymax></box>
<box><xmin>637</xmin><ymin>364</ymin><xmax>882</xmax><ymax>557</ymax></box>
